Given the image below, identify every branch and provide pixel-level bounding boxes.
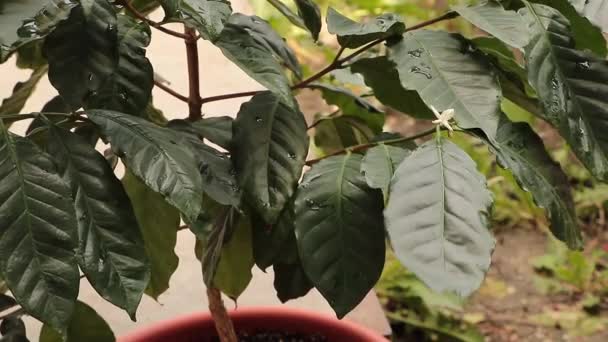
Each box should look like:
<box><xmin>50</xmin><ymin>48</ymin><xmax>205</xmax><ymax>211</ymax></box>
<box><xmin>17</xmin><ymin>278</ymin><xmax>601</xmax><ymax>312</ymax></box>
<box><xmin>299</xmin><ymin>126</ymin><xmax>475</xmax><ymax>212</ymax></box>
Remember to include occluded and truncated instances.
<box><xmin>154</xmin><ymin>80</ymin><xmax>188</xmax><ymax>103</ymax></box>
<box><xmin>199</xmin><ymin>11</ymin><xmax>459</xmax><ymax>105</ymax></box>
<box><xmin>305</xmin><ymin>127</ymin><xmax>438</xmax><ymax>166</ymax></box>
<box><xmin>185</xmin><ymin>27</ymin><xmax>203</xmax><ymax>120</ymax></box>
<box><xmin>207</xmin><ymin>288</ymin><xmax>237</xmax><ymax>342</ymax></box>
<box><xmin>121</xmin><ymin>0</ymin><xmax>190</xmax><ymax>40</ymax></box>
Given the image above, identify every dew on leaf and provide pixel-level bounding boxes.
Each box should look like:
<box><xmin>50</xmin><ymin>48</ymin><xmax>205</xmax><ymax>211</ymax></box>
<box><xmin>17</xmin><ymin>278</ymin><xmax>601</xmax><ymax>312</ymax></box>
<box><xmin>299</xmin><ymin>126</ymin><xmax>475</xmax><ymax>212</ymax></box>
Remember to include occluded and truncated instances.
<box><xmin>407</xmin><ymin>48</ymin><xmax>424</xmax><ymax>58</ymax></box>
<box><xmin>576</xmin><ymin>61</ymin><xmax>591</xmax><ymax>70</ymax></box>
<box><xmin>409</xmin><ymin>66</ymin><xmax>432</xmax><ymax>79</ymax></box>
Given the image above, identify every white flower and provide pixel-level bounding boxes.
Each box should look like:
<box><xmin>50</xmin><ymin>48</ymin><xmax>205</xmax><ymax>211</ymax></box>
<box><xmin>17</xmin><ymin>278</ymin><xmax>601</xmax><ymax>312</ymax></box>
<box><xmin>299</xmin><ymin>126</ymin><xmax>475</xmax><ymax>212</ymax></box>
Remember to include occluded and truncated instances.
<box><xmin>430</xmin><ymin>106</ymin><xmax>455</xmax><ymax>132</ymax></box>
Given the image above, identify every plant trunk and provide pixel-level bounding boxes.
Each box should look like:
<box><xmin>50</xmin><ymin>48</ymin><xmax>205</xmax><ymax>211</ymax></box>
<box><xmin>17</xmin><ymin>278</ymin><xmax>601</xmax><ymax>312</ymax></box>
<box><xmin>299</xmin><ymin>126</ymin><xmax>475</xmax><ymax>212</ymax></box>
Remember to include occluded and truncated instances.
<box><xmin>184</xmin><ymin>26</ymin><xmax>202</xmax><ymax>120</ymax></box>
<box><xmin>207</xmin><ymin>287</ymin><xmax>238</xmax><ymax>342</ymax></box>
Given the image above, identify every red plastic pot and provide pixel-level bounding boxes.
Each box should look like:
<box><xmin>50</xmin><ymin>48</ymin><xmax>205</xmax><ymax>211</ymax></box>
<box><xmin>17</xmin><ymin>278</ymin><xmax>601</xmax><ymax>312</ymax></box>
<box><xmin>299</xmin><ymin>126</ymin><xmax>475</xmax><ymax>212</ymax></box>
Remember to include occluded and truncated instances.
<box><xmin>118</xmin><ymin>306</ymin><xmax>389</xmax><ymax>342</ymax></box>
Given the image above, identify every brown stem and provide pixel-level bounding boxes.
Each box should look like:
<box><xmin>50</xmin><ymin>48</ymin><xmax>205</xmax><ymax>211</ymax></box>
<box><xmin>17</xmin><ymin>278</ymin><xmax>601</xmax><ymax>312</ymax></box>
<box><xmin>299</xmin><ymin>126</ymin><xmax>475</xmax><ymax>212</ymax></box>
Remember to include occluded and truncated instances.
<box><xmin>207</xmin><ymin>288</ymin><xmax>237</xmax><ymax>342</ymax></box>
<box><xmin>154</xmin><ymin>80</ymin><xmax>189</xmax><ymax>103</ymax></box>
<box><xmin>199</xmin><ymin>12</ymin><xmax>459</xmax><ymax>105</ymax></box>
<box><xmin>122</xmin><ymin>0</ymin><xmax>190</xmax><ymax>39</ymax></box>
<box><xmin>185</xmin><ymin>27</ymin><xmax>203</xmax><ymax>120</ymax></box>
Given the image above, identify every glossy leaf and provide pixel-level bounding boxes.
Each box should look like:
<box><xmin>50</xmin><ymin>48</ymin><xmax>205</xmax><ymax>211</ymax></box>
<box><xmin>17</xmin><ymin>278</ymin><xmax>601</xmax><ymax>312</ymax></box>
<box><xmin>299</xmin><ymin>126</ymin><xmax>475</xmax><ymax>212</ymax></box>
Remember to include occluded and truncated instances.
<box><xmin>87</xmin><ymin>14</ymin><xmax>154</xmax><ymax>115</ymax></box>
<box><xmin>0</xmin><ymin>121</ymin><xmax>79</xmax><ymax>331</ymax></box>
<box><xmin>570</xmin><ymin>0</ymin><xmax>608</xmax><ymax>33</ymax></box>
<box><xmin>531</xmin><ymin>0</ymin><xmax>607</xmax><ymax>57</ymax></box>
<box><xmin>453</xmin><ymin>1</ymin><xmax>530</xmax><ymax>49</ymax></box>
<box><xmin>213</xmin><ymin>215</ymin><xmax>254</xmax><ymax>299</ymax></box>
<box><xmin>233</xmin><ymin>92</ymin><xmax>308</xmax><ymax>223</ymax></box>
<box><xmin>520</xmin><ymin>3</ymin><xmax>608</xmax><ymax>181</ymax></box>
<box><xmin>274</xmin><ymin>260</ymin><xmax>313</xmax><ymax>303</ymax></box>
<box><xmin>122</xmin><ymin>171</ymin><xmax>179</xmax><ymax>299</ymax></box>
<box><xmin>87</xmin><ymin>109</ymin><xmax>203</xmax><ymax>221</ymax></box>
<box><xmin>39</xmin><ymin>301</ymin><xmax>114</xmax><ymax>342</ymax></box>
<box><xmin>0</xmin><ymin>0</ymin><xmax>77</xmax><ymax>62</ymax></box>
<box><xmin>313</xmin><ymin>115</ymin><xmax>374</xmax><ymax>154</ymax></box>
<box><xmin>227</xmin><ymin>14</ymin><xmax>301</xmax><ymax>78</ymax></box>
<box><xmin>27</xmin><ymin>96</ymin><xmax>71</xmax><ymax>135</ymax></box>
<box><xmin>191</xmin><ymin>116</ymin><xmax>233</xmax><ymax>150</ymax></box>
<box><xmin>388</xmin><ymin>30</ymin><xmax>502</xmax><ymax>142</ymax></box>
<box><xmin>201</xmin><ymin>208</ymin><xmax>236</xmax><ymax>287</ymax></box>
<box><xmin>160</xmin><ymin>0</ymin><xmax>231</xmax><ymax>41</ymax></box>
<box><xmin>326</xmin><ymin>7</ymin><xmax>405</xmax><ymax>49</ymax></box>
<box><xmin>308</xmin><ymin>83</ymin><xmax>384</xmax><ymax>133</ymax></box>
<box><xmin>0</xmin><ymin>66</ymin><xmax>47</xmax><ymax>121</ymax></box>
<box><xmin>385</xmin><ymin>138</ymin><xmax>495</xmax><ymax>297</ymax></box>
<box><xmin>478</xmin><ymin>116</ymin><xmax>582</xmax><ymax>249</ymax></box>
<box><xmin>215</xmin><ymin>20</ymin><xmax>294</xmax><ymax>108</ymax></box>
<box><xmin>266</xmin><ymin>0</ymin><xmax>306</xmax><ymax>30</ymax></box>
<box><xmin>471</xmin><ymin>37</ymin><xmax>529</xmax><ymax>88</ymax></box>
<box><xmin>44</xmin><ymin>0</ymin><xmax>119</xmax><ymax>110</ymax></box>
<box><xmin>253</xmin><ymin>202</ymin><xmax>296</xmax><ymax>270</ymax></box>
<box><xmin>46</xmin><ymin>126</ymin><xmax>149</xmax><ymax>317</ymax></box>
<box><xmin>295</xmin><ymin>0</ymin><xmax>322</xmax><ymax>41</ymax></box>
<box><xmin>361</xmin><ymin>144</ymin><xmax>411</xmax><ymax>202</ymax></box>
<box><xmin>350</xmin><ymin>57</ymin><xmax>434</xmax><ymax>119</ymax></box>
<box><xmin>129</xmin><ymin>0</ymin><xmax>161</xmax><ymax>16</ymax></box>
<box><xmin>295</xmin><ymin>153</ymin><xmax>385</xmax><ymax>317</ymax></box>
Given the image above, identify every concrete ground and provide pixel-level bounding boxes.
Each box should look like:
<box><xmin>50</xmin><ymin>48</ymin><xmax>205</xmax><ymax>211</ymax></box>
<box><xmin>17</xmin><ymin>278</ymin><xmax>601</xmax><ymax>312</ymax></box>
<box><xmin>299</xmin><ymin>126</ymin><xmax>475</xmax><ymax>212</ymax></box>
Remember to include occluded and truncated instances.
<box><xmin>0</xmin><ymin>1</ymin><xmax>390</xmax><ymax>339</ymax></box>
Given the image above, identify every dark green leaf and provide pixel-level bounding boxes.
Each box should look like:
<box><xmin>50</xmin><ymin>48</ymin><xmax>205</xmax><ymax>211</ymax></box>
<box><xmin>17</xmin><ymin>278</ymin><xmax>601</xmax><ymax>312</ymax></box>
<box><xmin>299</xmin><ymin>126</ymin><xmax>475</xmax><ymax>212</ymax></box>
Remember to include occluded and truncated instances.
<box><xmin>385</xmin><ymin>138</ymin><xmax>494</xmax><ymax>297</ymax></box>
<box><xmin>0</xmin><ymin>0</ymin><xmax>77</xmax><ymax>62</ymax></box>
<box><xmin>122</xmin><ymin>170</ymin><xmax>180</xmax><ymax>300</ymax></box>
<box><xmin>27</xmin><ymin>96</ymin><xmax>71</xmax><ymax>135</ymax></box>
<box><xmin>326</xmin><ymin>7</ymin><xmax>405</xmax><ymax>49</ymax></box>
<box><xmin>476</xmin><ymin>116</ymin><xmax>582</xmax><ymax>249</ymax></box>
<box><xmin>361</xmin><ymin>144</ymin><xmax>411</xmax><ymax>202</ymax></box>
<box><xmin>0</xmin><ymin>121</ymin><xmax>79</xmax><ymax>331</ymax></box>
<box><xmin>191</xmin><ymin>116</ymin><xmax>233</xmax><ymax>150</ymax></box>
<box><xmin>313</xmin><ymin>115</ymin><xmax>374</xmax><ymax>154</ymax></box>
<box><xmin>201</xmin><ymin>208</ymin><xmax>236</xmax><ymax>287</ymax></box>
<box><xmin>15</xmin><ymin>41</ymin><xmax>46</xmax><ymax>70</ymax></box>
<box><xmin>160</xmin><ymin>0</ymin><xmax>232</xmax><ymax>41</ymax></box>
<box><xmin>350</xmin><ymin>57</ymin><xmax>434</xmax><ymax>119</ymax></box>
<box><xmin>472</xmin><ymin>37</ymin><xmax>530</xmax><ymax>89</ymax></box>
<box><xmin>0</xmin><ymin>66</ymin><xmax>47</xmax><ymax>122</ymax></box>
<box><xmin>86</xmin><ymin>14</ymin><xmax>154</xmax><ymax>115</ymax></box>
<box><xmin>0</xmin><ymin>295</ymin><xmax>17</xmax><ymax>312</ymax></box>
<box><xmin>213</xmin><ymin>215</ymin><xmax>254</xmax><ymax>299</ymax></box>
<box><xmin>87</xmin><ymin>109</ymin><xmax>203</xmax><ymax>221</ymax></box>
<box><xmin>227</xmin><ymin>14</ymin><xmax>301</xmax><ymax>78</ymax></box>
<box><xmin>44</xmin><ymin>0</ymin><xmax>119</xmax><ymax>109</ymax></box>
<box><xmin>570</xmin><ymin>0</ymin><xmax>608</xmax><ymax>33</ymax></box>
<box><xmin>129</xmin><ymin>0</ymin><xmax>161</xmax><ymax>16</ymax></box>
<box><xmin>531</xmin><ymin>0</ymin><xmax>607</xmax><ymax>57</ymax></box>
<box><xmin>308</xmin><ymin>83</ymin><xmax>384</xmax><ymax>133</ymax></box>
<box><xmin>233</xmin><ymin>92</ymin><xmax>308</xmax><ymax>223</ymax></box>
<box><xmin>453</xmin><ymin>1</ymin><xmax>530</xmax><ymax>49</ymax></box>
<box><xmin>520</xmin><ymin>3</ymin><xmax>608</xmax><ymax>181</ymax></box>
<box><xmin>39</xmin><ymin>301</ymin><xmax>114</xmax><ymax>342</ymax></box>
<box><xmin>388</xmin><ymin>30</ymin><xmax>502</xmax><ymax>141</ymax></box>
<box><xmin>0</xmin><ymin>317</ymin><xmax>25</xmax><ymax>337</ymax></box>
<box><xmin>253</xmin><ymin>202</ymin><xmax>297</xmax><ymax>270</ymax></box>
<box><xmin>167</xmin><ymin>120</ymin><xmax>240</xmax><ymax>207</ymax></box>
<box><xmin>295</xmin><ymin>153</ymin><xmax>385</xmax><ymax>317</ymax></box>
<box><xmin>46</xmin><ymin>126</ymin><xmax>149</xmax><ymax>317</ymax></box>
<box><xmin>295</xmin><ymin>0</ymin><xmax>322</xmax><ymax>41</ymax></box>
<box><xmin>274</xmin><ymin>260</ymin><xmax>313</xmax><ymax>303</ymax></box>
<box><xmin>266</xmin><ymin>0</ymin><xmax>306</xmax><ymax>30</ymax></box>
<box><xmin>215</xmin><ymin>20</ymin><xmax>295</xmax><ymax>108</ymax></box>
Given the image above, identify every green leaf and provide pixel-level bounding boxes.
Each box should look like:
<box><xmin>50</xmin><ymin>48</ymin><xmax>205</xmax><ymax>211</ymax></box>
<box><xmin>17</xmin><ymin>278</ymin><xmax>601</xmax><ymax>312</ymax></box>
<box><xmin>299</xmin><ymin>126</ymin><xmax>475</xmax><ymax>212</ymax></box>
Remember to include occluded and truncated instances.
<box><xmin>266</xmin><ymin>0</ymin><xmax>307</xmax><ymax>30</ymax></box>
<box><xmin>87</xmin><ymin>109</ymin><xmax>203</xmax><ymax>221</ymax></box>
<box><xmin>122</xmin><ymin>171</ymin><xmax>180</xmax><ymax>300</ymax></box>
<box><xmin>472</xmin><ymin>37</ymin><xmax>529</xmax><ymax>88</ymax></box>
<box><xmin>39</xmin><ymin>301</ymin><xmax>114</xmax><ymax>342</ymax></box>
<box><xmin>478</xmin><ymin>116</ymin><xmax>582</xmax><ymax>248</ymax></box>
<box><xmin>453</xmin><ymin>1</ymin><xmax>530</xmax><ymax>49</ymax></box>
<box><xmin>520</xmin><ymin>3</ymin><xmax>608</xmax><ymax>181</ymax></box>
<box><xmin>233</xmin><ymin>92</ymin><xmax>308</xmax><ymax>223</ymax></box>
<box><xmin>44</xmin><ymin>0</ymin><xmax>119</xmax><ymax>110</ymax></box>
<box><xmin>201</xmin><ymin>207</ymin><xmax>237</xmax><ymax>287</ymax></box>
<box><xmin>385</xmin><ymin>138</ymin><xmax>495</xmax><ymax>297</ymax></box>
<box><xmin>27</xmin><ymin>96</ymin><xmax>71</xmax><ymax>135</ymax></box>
<box><xmin>15</xmin><ymin>40</ymin><xmax>46</xmax><ymax>70</ymax></box>
<box><xmin>226</xmin><ymin>14</ymin><xmax>301</xmax><ymax>78</ymax></box>
<box><xmin>388</xmin><ymin>30</ymin><xmax>502</xmax><ymax>141</ymax></box>
<box><xmin>129</xmin><ymin>0</ymin><xmax>161</xmax><ymax>16</ymax></box>
<box><xmin>361</xmin><ymin>144</ymin><xmax>411</xmax><ymax>202</ymax></box>
<box><xmin>160</xmin><ymin>0</ymin><xmax>232</xmax><ymax>41</ymax></box>
<box><xmin>0</xmin><ymin>66</ymin><xmax>47</xmax><ymax>120</ymax></box>
<box><xmin>274</xmin><ymin>260</ymin><xmax>313</xmax><ymax>303</ymax></box>
<box><xmin>350</xmin><ymin>57</ymin><xmax>434</xmax><ymax>119</ymax></box>
<box><xmin>46</xmin><ymin>126</ymin><xmax>149</xmax><ymax>317</ymax></box>
<box><xmin>0</xmin><ymin>121</ymin><xmax>79</xmax><ymax>330</ymax></box>
<box><xmin>308</xmin><ymin>83</ymin><xmax>385</xmax><ymax>133</ymax></box>
<box><xmin>215</xmin><ymin>19</ymin><xmax>295</xmax><ymax>108</ymax></box>
<box><xmin>295</xmin><ymin>0</ymin><xmax>322</xmax><ymax>41</ymax></box>
<box><xmin>253</xmin><ymin>202</ymin><xmax>297</xmax><ymax>270</ymax></box>
<box><xmin>0</xmin><ymin>0</ymin><xmax>77</xmax><ymax>62</ymax></box>
<box><xmin>570</xmin><ymin>0</ymin><xmax>608</xmax><ymax>33</ymax></box>
<box><xmin>191</xmin><ymin>116</ymin><xmax>233</xmax><ymax>150</ymax></box>
<box><xmin>213</xmin><ymin>215</ymin><xmax>254</xmax><ymax>299</ymax></box>
<box><xmin>531</xmin><ymin>0</ymin><xmax>607</xmax><ymax>57</ymax></box>
<box><xmin>167</xmin><ymin>120</ymin><xmax>240</xmax><ymax>207</ymax></box>
<box><xmin>313</xmin><ymin>116</ymin><xmax>374</xmax><ymax>154</ymax></box>
<box><xmin>86</xmin><ymin>14</ymin><xmax>154</xmax><ymax>115</ymax></box>
<box><xmin>295</xmin><ymin>153</ymin><xmax>385</xmax><ymax>317</ymax></box>
<box><xmin>326</xmin><ymin>7</ymin><xmax>405</xmax><ymax>49</ymax></box>
<box><xmin>0</xmin><ymin>317</ymin><xmax>27</xmax><ymax>341</ymax></box>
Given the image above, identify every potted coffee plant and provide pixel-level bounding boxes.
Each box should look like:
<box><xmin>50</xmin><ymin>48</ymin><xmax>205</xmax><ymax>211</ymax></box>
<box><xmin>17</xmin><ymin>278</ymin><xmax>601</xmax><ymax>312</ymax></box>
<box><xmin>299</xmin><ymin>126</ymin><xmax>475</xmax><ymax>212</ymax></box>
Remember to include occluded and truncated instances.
<box><xmin>0</xmin><ymin>0</ymin><xmax>607</xmax><ymax>340</ymax></box>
